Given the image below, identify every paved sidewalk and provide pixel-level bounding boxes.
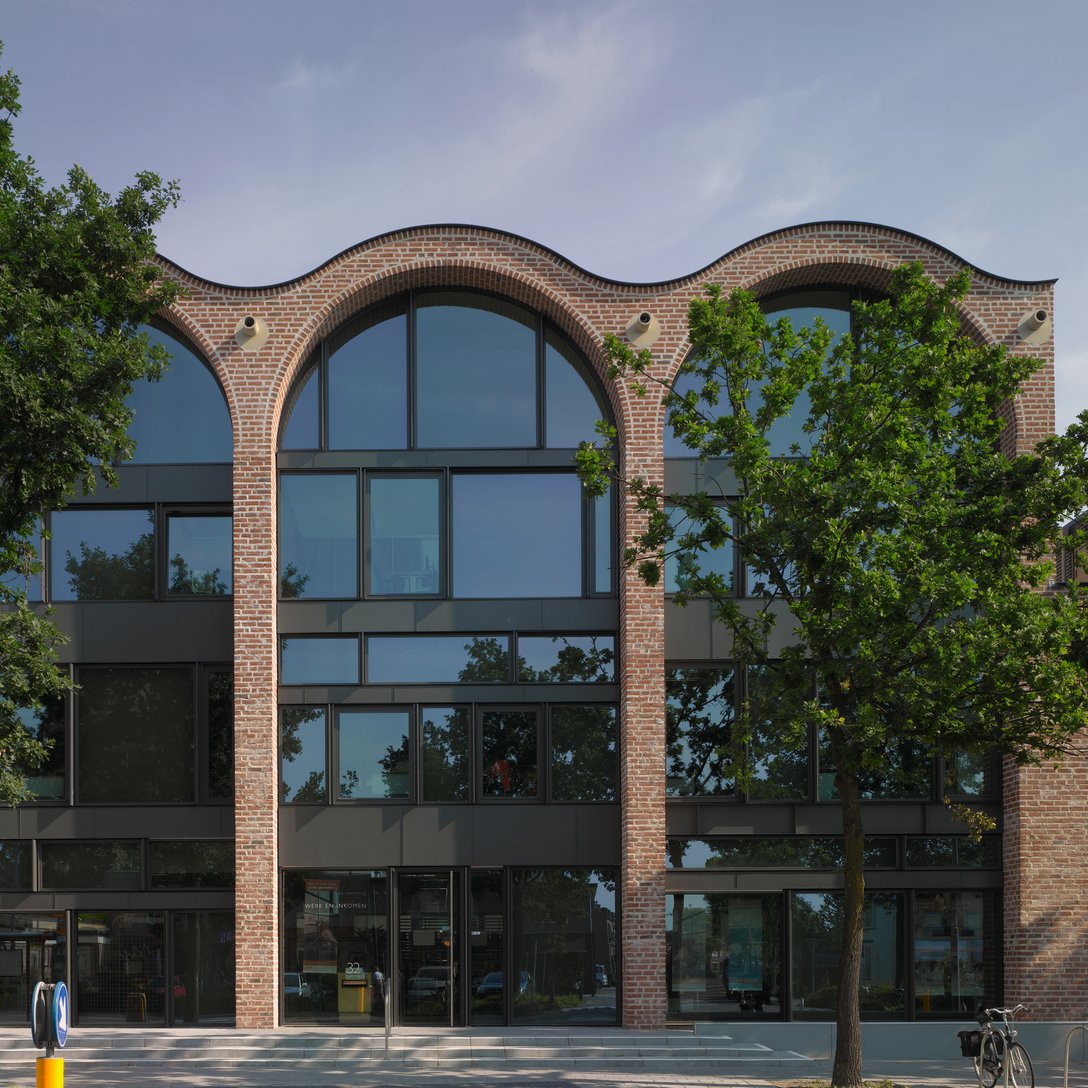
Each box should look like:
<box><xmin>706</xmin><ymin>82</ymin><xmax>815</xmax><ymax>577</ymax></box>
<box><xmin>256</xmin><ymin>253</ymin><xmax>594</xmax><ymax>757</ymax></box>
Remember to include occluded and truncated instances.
<box><xmin>2</xmin><ymin>1057</ymin><xmax>1087</xmax><ymax>1088</ymax></box>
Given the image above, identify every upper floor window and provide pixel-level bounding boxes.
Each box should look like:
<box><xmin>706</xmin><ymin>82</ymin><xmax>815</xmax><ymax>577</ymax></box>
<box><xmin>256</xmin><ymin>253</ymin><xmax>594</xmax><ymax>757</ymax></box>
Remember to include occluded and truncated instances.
<box><xmin>125</xmin><ymin>326</ymin><xmax>233</xmax><ymax>464</ymax></box>
<box><xmin>281</xmin><ymin>293</ymin><xmax>605</xmax><ymax>451</ymax></box>
<box><xmin>664</xmin><ymin>290</ymin><xmax>853</xmax><ymax>459</ymax></box>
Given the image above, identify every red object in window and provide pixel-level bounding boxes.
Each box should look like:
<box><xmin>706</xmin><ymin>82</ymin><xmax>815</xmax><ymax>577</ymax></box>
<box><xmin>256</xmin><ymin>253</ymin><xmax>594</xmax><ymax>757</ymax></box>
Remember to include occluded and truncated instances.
<box><xmin>489</xmin><ymin>759</ymin><xmax>511</xmax><ymax>793</ymax></box>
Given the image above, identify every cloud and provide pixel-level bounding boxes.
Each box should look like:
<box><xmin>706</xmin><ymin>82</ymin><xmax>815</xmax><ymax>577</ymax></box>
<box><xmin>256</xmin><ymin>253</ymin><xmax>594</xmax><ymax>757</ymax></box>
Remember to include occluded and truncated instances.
<box><xmin>275</xmin><ymin>57</ymin><xmax>357</xmax><ymax>97</ymax></box>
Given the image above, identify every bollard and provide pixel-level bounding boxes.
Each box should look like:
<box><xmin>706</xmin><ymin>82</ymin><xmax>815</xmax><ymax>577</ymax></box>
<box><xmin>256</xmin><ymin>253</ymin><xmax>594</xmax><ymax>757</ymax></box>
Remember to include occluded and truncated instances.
<box><xmin>35</xmin><ymin>1056</ymin><xmax>63</xmax><ymax>1088</ymax></box>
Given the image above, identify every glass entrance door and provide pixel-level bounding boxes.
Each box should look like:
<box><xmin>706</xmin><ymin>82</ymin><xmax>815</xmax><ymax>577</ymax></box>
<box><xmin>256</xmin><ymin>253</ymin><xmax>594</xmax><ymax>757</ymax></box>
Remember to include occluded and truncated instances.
<box><xmin>396</xmin><ymin>871</ymin><xmax>460</xmax><ymax>1026</ymax></box>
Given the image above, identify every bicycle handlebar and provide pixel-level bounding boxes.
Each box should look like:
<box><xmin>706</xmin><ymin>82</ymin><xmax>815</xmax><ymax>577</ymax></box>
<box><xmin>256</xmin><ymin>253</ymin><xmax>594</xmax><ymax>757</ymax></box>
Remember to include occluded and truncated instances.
<box><xmin>981</xmin><ymin>1004</ymin><xmax>1028</xmax><ymax>1021</ymax></box>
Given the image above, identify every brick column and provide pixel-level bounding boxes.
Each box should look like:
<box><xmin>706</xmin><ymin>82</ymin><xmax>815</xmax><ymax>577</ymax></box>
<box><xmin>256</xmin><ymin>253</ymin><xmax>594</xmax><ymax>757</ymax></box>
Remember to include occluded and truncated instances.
<box><xmin>618</xmin><ymin>405</ymin><xmax>668</xmax><ymax>1030</ymax></box>
<box><xmin>231</xmin><ymin>437</ymin><xmax>280</xmax><ymax>1027</ymax></box>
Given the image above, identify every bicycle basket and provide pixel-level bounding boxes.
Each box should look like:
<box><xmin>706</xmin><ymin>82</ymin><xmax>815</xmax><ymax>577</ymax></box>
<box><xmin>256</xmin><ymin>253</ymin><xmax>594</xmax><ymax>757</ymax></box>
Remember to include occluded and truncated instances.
<box><xmin>958</xmin><ymin>1030</ymin><xmax>982</xmax><ymax>1057</ymax></box>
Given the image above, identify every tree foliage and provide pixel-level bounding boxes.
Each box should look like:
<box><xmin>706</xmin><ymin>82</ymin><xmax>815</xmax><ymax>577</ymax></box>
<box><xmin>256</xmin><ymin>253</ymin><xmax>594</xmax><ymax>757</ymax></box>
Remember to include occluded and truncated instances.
<box><xmin>579</xmin><ymin>262</ymin><xmax>1088</xmax><ymax>1086</ymax></box>
<box><xmin>0</xmin><ymin>44</ymin><xmax>181</xmax><ymax>803</ymax></box>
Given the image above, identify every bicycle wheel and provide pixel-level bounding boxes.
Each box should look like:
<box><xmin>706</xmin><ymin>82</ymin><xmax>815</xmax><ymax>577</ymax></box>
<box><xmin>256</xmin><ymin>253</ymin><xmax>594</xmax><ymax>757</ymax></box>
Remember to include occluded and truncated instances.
<box><xmin>1007</xmin><ymin>1043</ymin><xmax>1034</xmax><ymax>1088</ymax></box>
<box><xmin>975</xmin><ymin>1033</ymin><xmax>1002</xmax><ymax>1088</ymax></box>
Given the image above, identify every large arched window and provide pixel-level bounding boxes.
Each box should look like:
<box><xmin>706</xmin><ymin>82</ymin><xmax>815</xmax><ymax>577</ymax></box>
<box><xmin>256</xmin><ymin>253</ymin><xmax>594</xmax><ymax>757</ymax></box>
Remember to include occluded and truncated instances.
<box><xmin>282</xmin><ymin>293</ymin><xmax>603</xmax><ymax>451</ymax></box>
<box><xmin>124</xmin><ymin>325</ymin><xmax>232</xmax><ymax>463</ymax></box>
<box><xmin>663</xmin><ymin>290</ymin><xmax>853</xmax><ymax>459</ymax></box>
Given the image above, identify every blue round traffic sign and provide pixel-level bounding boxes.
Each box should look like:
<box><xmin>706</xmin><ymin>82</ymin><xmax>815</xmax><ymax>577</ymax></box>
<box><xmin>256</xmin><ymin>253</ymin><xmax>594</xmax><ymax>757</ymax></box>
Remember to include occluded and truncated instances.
<box><xmin>29</xmin><ymin>981</ymin><xmax>47</xmax><ymax>1048</ymax></box>
<box><xmin>52</xmin><ymin>981</ymin><xmax>68</xmax><ymax>1048</ymax></box>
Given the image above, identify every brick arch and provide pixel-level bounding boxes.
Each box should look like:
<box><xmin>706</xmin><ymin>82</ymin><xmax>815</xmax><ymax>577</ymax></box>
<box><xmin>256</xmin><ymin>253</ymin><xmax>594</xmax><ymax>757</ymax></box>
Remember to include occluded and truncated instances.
<box><xmin>269</xmin><ymin>260</ymin><xmax>625</xmax><ymax>451</ymax></box>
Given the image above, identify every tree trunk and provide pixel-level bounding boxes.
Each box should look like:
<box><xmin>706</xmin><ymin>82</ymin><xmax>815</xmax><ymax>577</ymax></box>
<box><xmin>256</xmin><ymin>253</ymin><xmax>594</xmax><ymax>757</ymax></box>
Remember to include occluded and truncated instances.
<box><xmin>832</xmin><ymin>763</ymin><xmax>866</xmax><ymax>1088</ymax></box>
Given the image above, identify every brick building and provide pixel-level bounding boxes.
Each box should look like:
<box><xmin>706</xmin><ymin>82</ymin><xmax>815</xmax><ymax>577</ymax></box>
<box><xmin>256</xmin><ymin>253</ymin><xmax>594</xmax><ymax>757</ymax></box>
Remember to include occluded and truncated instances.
<box><xmin>2</xmin><ymin>221</ymin><xmax>1081</xmax><ymax>1032</ymax></box>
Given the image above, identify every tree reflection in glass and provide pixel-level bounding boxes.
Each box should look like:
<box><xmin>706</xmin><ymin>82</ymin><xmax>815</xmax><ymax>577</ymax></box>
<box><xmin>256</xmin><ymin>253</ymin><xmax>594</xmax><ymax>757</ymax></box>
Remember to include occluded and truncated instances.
<box><xmin>550</xmin><ymin>706</ymin><xmax>616</xmax><ymax>801</ymax></box>
<box><xmin>665</xmin><ymin>668</ymin><xmax>736</xmax><ymax>796</ymax></box>
<box><xmin>52</xmin><ymin>508</ymin><xmax>154</xmax><ymax>600</ymax></box>
<box><xmin>481</xmin><ymin>710</ymin><xmax>537</xmax><ymax>798</ymax></box>
<box><xmin>420</xmin><ymin>707</ymin><xmax>469</xmax><ymax>801</ymax></box>
<box><xmin>281</xmin><ymin>707</ymin><xmax>326</xmax><ymax>803</ymax></box>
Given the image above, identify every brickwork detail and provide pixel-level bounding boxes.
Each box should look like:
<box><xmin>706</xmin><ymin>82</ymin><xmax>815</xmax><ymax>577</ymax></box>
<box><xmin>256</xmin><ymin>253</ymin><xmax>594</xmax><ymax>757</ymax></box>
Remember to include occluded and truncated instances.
<box><xmin>160</xmin><ymin>222</ymin><xmax>1058</xmax><ymax>1030</ymax></box>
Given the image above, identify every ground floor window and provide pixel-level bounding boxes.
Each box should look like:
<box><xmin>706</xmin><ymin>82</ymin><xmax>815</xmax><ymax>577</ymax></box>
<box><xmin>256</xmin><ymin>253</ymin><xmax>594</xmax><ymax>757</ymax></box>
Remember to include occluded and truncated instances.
<box><xmin>666</xmin><ymin>889</ymin><xmax>998</xmax><ymax>1021</ymax></box>
<box><xmin>282</xmin><ymin>867</ymin><xmax>618</xmax><ymax>1027</ymax></box>
<box><xmin>0</xmin><ymin>912</ymin><xmax>66</xmax><ymax>1024</ymax></box>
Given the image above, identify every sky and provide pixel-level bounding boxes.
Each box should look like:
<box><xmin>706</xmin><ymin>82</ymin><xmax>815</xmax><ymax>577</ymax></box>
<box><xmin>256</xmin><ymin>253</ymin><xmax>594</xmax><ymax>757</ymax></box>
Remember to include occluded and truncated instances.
<box><xmin>4</xmin><ymin>0</ymin><xmax>1088</xmax><ymax>430</ymax></box>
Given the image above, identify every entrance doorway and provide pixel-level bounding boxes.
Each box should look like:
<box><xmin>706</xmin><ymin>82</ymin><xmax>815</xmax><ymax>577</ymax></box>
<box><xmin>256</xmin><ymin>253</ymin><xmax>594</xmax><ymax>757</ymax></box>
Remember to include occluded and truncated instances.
<box><xmin>393</xmin><ymin>869</ymin><xmax>505</xmax><ymax>1027</ymax></box>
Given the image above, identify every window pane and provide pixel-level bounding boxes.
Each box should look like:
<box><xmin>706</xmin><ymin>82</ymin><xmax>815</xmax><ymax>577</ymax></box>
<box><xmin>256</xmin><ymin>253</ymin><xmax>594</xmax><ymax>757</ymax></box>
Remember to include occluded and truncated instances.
<box><xmin>518</xmin><ymin>635</ymin><xmax>615</xmax><ymax>683</ymax></box>
<box><xmin>818</xmin><ymin>729</ymin><xmax>931</xmax><ymax>800</ymax></box>
<box><xmin>545</xmin><ymin>334</ymin><xmax>602</xmax><ymax>448</ymax></box>
<box><xmin>481</xmin><ymin>710</ymin><xmax>538</xmax><ymax>799</ymax></box>
<box><xmin>0</xmin><ymin>913</ymin><xmax>66</xmax><ymax>1024</ymax></box>
<box><xmin>50</xmin><ymin>508</ymin><xmax>154</xmax><ymax>601</ymax></box>
<box><xmin>279</xmin><ymin>475</ymin><xmax>358</xmax><ymax>598</ymax></box>
<box><xmin>469</xmin><ymin>870</ymin><xmax>505</xmax><ymax>1025</ymax></box>
<box><xmin>0</xmin><ymin>843</ymin><xmax>31</xmax><ymax>889</ymax></box>
<box><xmin>338</xmin><ymin>710</ymin><xmax>410</xmax><ymax>799</ymax></box>
<box><xmin>792</xmin><ymin>892</ymin><xmax>904</xmax><ymax>1019</ymax></box>
<box><xmin>78</xmin><ymin>668</ymin><xmax>194</xmax><ymax>803</ymax></box>
<box><xmin>665</xmin><ymin>667</ymin><xmax>736</xmax><ymax>796</ymax></box>
<box><xmin>127</xmin><ymin>327</ymin><xmax>232</xmax><ymax>463</ymax></box>
<box><xmin>1</xmin><ymin>524</ymin><xmax>42</xmax><ymax>601</ymax></box>
<box><xmin>41</xmin><ymin>842</ymin><xmax>142</xmax><ymax>890</ymax></box>
<box><xmin>328</xmin><ymin>314</ymin><xmax>407</xmax><ymax>450</ymax></box>
<box><xmin>172</xmin><ymin>911</ymin><xmax>236</xmax><ymax>1025</ymax></box>
<box><xmin>167</xmin><ymin>515</ymin><xmax>232</xmax><ymax>595</ymax></box>
<box><xmin>666</xmin><ymin>893</ymin><xmax>782</xmax><ymax>1020</ymax></box>
<box><xmin>665</xmin><ymin>505</ymin><xmax>733</xmax><ymax>594</ymax></box>
<box><xmin>281</xmin><ymin>708</ymin><xmax>327</xmax><ymax>803</ymax></box>
<box><xmin>421</xmin><ymin>706</ymin><xmax>470</xmax><ymax>801</ymax></box>
<box><xmin>905</xmin><ymin>836</ymin><xmax>1000</xmax><ymax>869</ymax></box>
<box><xmin>150</xmin><ymin>842</ymin><xmax>235</xmax><ymax>889</ymax></box>
<box><xmin>76</xmin><ymin>911</ymin><xmax>165</xmax><ymax>1024</ymax></box>
<box><xmin>281</xmin><ymin>365</ymin><xmax>319</xmax><ymax>450</ymax></box>
<box><xmin>948</xmin><ymin>750</ymin><xmax>996</xmax><ymax>797</ymax></box>
<box><xmin>16</xmin><ymin>697</ymin><xmax>65</xmax><ymax>801</ymax></box>
<box><xmin>550</xmin><ymin>706</ymin><xmax>616</xmax><ymax>801</ymax></box>
<box><xmin>593</xmin><ymin>490</ymin><xmax>612</xmax><ymax>594</ymax></box>
<box><xmin>914</xmin><ymin>891</ymin><xmax>997</xmax><ymax>1017</ymax></box>
<box><xmin>452</xmin><ymin>474</ymin><xmax>582</xmax><ymax>598</ymax></box>
<box><xmin>206</xmin><ymin>670</ymin><xmax>234</xmax><ymax>801</ymax></box>
<box><xmin>367</xmin><ymin>635</ymin><xmax>509</xmax><ymax>684</ymax></box>
<box><xmin>666</xmin><ymin>836</ymin><xmax>897</xmax><ymax>869</ymax></box>
<box><xmin>416</xmin><ymin>298</ymin><xmax>537</xmax><ymax>448</ymax></box>
<box><xmin>280</xmin><ymin>638</ymin><xmax>359</xmax><ymax>686</ymax></box>
<box><xmin>746</xmin><ymin>664</ymin><xmax>810</xmax><ymax>800</ymax></box>
<box><xmin>512</xmin><ymin>869</ymin><xmax>618</xmax><ymax>1024</ymax></box>
<box><xmin>368</xmin><ymin>476</ymin><xmax>440</xmax><ymax>595</ymax></box>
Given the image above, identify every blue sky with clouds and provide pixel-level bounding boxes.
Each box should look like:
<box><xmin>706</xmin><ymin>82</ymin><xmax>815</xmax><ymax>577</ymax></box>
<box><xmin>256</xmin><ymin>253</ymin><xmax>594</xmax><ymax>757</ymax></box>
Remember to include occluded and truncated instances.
<box><xmin>5</xmin><ymin>0</ymin><xmax>1088</xmax><ymax>428</ymax></box>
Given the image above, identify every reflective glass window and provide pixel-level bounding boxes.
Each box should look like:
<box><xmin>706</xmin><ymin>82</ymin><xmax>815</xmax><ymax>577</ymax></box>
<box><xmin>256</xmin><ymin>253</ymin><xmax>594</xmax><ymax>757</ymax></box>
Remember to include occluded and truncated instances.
<box><xmin>0</xmin><ymin>843</ymin><xmax>32</xmax><ymax>889</ymax></box>
<box><xmin>666</xmin><ymin>836</ymin><xmax>897</xmax><ymax>869</ymax></box>
<box><xmin>420</xmin><ymin>706</ymin><xmax>470</xmax><ymax>801</ymax></box>
<box><xmin>280</xmin><ymin>637</ymin><xmax>360</xmax><ymax>686</ymax></box>
<box><xmin>665</xmin><ymin>504</ymin><xmax>734</xmax><ymax>594</ymax></box>
<box><xmin>281</xmin><ymin>707</ymin><xmax>327</xmax><ymax>803</ymax></box>
<box><xmin>0</xmin><ymin>913</ymin><xmax>66</xmax><ymax>1024</ymax></box>
<box><xmin>592</xmin><ymin>489</ymin><xmax>612</xmax><ymax>594</ymax></box>
<box><xmin>367</xmin><ymin>635</ymin><xmax>509</xmax><ymax>684</ymax></box>
<box><xmin>126</xmin><ymin>326</ymin><xmax>232</xmax><ymax>463</ymax></box>
<box><xmin>337</xmin><ymin>710</ymin><xmax>410</xmax><ymax>799</ymax></box>
<box><xmin>78</xmin><ymin>667</ymin><xmax>194</xmax><ymax>803</ymax></box>
<box><xmin>481</xmin><ymin>710</ymin><xmax>538</xmax><ymax>799</ymax></box>
<box><xmin>416</xmin><ymin>297</ymin><xmax>536</xmax><ymax>448</ymax></box>
<box><xmin>41</xmin><ymin>842</ymin><xmax>142</xmax><ymax>890</ymax></box>
<box><xmin>368</xmin><ymin>476</ymin><xmax>440</xmax><ymax>596</ymax></box>
<box><xmin>1</xmin><ymin>523</ymin><xmax>42</xmax><ymax>601</ymax></box>
<box><xmin>328</xmin><ymin>313</ymin><xmax>407</xmax><ymax>450</ymax></box>
<box><xmin>550</xmin><ymin>706</ymin><xmax>617</xmax><ymax>801</ymax></box>
<box><xmin>469</xmin><ymin>870</ymin><xmax>504</xmax><ymax>1025</ymax></box>
<box><xmin>914</xmin><ymin>891</ymin><xmax>997</xmax><ymax>1017</ymax></box>
<box><xmin>947</xmin><ymin>750</ymin><xmax>996</xmax><ymax>797</ymax></box>
<box><xmin>512</xmin><ymin>868</ymin><xmax>618</xmax><ymax>1024</ymax></box>
<box><xmin>172</xmin><ymin>911</ymin><xmax>236</xmax><ymax>1025</ymax></box>
<box><xmin>149</xmin><ymin>842</ymin><xmax>235</xmax><ymax>889</ymax></box>
<box><xmin>452</xmin><ymin>474</ymin><xmax>582</xmax><ymax>598</ymax></box>
<box><xmin>279</xmin><ymin>475</ymin><xmax>358</xmax><ymax>598</ymax></box>
<box><xmin>666</xmin><ymin>893</ymin><xmax>781</xmax><ymax>1020</ymax></box>
<box><xmin>282</xmin><ymin>870</ymin><xmax>388</xmax><ymax>1024</ymax></box>
<box><xmin>746</xmin><ymin>664</ymin><xmax>810</xmax><ymax>801</ymax></box>
<box><xmin>76</xmin><ymin>911</ymin><xmax>165</xmax><ymax>1024</ymax></box>
<box><xmin>665</xmin><ymin>667</ymin><xmax>736</xmax><ymax>796</ymax></box>
<box><xmin>167</xmin><ymin>515</ymin><xmax>232</xmax><ymax>595</ymax></box>
<box><xmin>545</xmin><ymin>332</ymin><xmax>602</xmax><ymax>448</ymax></box>
<box><xmin>664</xmin><ymin>299</ymin><xmax>851</xmax><ymax>459</ymax></box>
<box><xmin>905</xmin><ymin>836</ymin><xmax>1000</xmax><ymax>869</ymax></box>
<box><xmin>818</xmin><ymin>730</ymin><xmax>932</xmax><ymax>800</ymax></box>
<box><xmin>791</xmin><ymin>891</ymin><xmax>904</xmax><ymax>1019</ymax></box>
<box><xmin>50</xmin><ymin>508</ymin><xmax>154</xmax><ymax>601</ymax></box>
<box><xmin>15</xmin><ymin>697</ymin><xmax>65</xmax><ymax>801</ymax></box>
<box><xmin>281</xmin><ymin>366</ymin><xmax>319</xmax><ymax>449</ymax></box>
<box><xmin>517</xmin><ymin>635</ymin><xmax>615</xmax><ymax>683</ymax></box>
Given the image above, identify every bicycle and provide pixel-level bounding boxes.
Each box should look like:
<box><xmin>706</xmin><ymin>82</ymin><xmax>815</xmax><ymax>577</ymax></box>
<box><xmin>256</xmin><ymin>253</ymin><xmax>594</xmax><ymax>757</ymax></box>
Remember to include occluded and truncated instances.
<box><xmin>959</xmin><ymin>1004</ymin><xmax>1034</xmax><ymax>1088</ymax></box>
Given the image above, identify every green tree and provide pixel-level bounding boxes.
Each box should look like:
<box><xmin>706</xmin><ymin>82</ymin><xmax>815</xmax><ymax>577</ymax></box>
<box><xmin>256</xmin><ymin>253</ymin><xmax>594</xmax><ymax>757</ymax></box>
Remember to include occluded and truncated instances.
<box><xmin>579</xmin><ymin>263</ymin><xmax>1088</xmax><ymax>1086</ymax></box>
<box><xmin>0</xmin><ymin>45</ymin><xmax>180</xmax><ymax>803</ymax></box>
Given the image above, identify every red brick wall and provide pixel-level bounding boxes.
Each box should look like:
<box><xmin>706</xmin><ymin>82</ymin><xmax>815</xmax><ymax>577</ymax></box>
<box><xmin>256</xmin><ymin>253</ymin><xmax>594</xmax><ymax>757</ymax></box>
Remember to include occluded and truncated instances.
<box><xmin>160</xmin><ymin>222</ymin><xmax>1059</xmax><ymax>1029</ymax></box>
